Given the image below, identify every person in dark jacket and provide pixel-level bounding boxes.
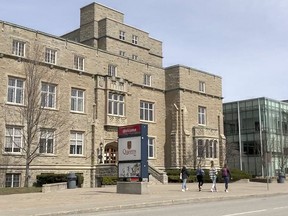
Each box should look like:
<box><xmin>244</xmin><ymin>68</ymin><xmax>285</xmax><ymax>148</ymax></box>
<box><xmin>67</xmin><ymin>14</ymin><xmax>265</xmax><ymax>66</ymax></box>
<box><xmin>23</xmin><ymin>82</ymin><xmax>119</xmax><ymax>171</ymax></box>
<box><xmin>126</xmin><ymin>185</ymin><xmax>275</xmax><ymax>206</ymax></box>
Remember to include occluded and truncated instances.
<box><xmin>181</xmin><ymin>166</ymin><xmax>189</xmax><ymax>192</ymax></box>
<box><xmin>222</xmin><ymin>163</ymin><xmax>232</xmax><ymax>192</ymax></box>
<box><xmin>196</xmin><ymin>164</ymin><xmax>205</xmax><ymax>191</ymax></box>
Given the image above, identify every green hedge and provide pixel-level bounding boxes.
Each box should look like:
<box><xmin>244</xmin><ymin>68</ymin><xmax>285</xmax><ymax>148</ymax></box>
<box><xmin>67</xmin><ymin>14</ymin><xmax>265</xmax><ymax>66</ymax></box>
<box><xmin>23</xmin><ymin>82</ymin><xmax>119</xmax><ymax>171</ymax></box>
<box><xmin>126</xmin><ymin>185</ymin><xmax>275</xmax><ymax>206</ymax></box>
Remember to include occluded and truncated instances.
<box><xmin>34</xmin><ymin>173</ymin><xmax>84</xmax><ymax>187</ymax></box>
<box><xmin>102</xmin><ymin>176</ymin><xmax>118</xmax><ymax>185</ymax></box>
<box><xmin>166</xmin><ymin>168</ymin><xmax>251</xmax><ymax>183</ymax></box>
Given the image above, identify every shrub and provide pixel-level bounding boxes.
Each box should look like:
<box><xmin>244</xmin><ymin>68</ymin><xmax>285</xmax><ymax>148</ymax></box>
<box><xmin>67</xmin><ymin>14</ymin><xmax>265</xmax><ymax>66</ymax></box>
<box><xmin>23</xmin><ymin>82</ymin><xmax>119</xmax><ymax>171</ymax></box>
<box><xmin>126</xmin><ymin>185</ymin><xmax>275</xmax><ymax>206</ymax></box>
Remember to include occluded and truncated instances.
<box><xmin>35</xmin><ymin>174</ymin><xmax>67</xmax><ymax>187</ymax></box>
<box><xmin>102</xmin><ymin>176</ymin><xmax>118</xmax><ymax>185</ymax></box>
<box><xmin>166</xmin><ymin>168</ymin><xmax>251</xmax><ymax>183</ymax></box>
<box><xmin>35</xmin><ymin>173</ymin><xmax>85</xmax><ymax>187</ymax></box>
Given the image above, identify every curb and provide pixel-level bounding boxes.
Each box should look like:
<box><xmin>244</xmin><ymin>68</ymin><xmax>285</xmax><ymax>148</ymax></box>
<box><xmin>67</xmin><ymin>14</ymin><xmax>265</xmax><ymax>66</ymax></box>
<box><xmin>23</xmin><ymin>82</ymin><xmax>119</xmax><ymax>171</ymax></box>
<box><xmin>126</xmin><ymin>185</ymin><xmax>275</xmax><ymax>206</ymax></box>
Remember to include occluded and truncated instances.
<box><xmin>35</xmin><ymin>192</ymin><xmax>285</xmax><ymax>216</ymax></box>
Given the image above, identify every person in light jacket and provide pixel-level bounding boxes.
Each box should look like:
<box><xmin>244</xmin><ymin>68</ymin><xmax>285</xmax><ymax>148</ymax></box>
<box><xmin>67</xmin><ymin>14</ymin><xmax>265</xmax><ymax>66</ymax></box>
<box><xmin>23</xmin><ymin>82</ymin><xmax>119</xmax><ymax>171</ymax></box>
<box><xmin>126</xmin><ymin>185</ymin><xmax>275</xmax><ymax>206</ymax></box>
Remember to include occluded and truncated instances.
<box><xmin>209</xmin><ymin>161</ymin><xmax>218</xmax><ymax>192</ymax></box>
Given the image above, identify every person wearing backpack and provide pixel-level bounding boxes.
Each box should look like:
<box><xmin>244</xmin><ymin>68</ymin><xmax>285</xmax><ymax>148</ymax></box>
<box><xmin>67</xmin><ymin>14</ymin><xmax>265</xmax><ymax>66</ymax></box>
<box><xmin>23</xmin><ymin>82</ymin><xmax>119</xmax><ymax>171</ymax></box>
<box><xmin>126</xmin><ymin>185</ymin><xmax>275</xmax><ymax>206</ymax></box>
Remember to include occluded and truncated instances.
<box><xmin>196</xmin><ymin>164</ymin><xmax>205</xmax><ymax>191</ymax></box>
<box><xmin>222</xmin><ymin>163</ymin><xmax>232</xmax><ymax>192</ymax></box>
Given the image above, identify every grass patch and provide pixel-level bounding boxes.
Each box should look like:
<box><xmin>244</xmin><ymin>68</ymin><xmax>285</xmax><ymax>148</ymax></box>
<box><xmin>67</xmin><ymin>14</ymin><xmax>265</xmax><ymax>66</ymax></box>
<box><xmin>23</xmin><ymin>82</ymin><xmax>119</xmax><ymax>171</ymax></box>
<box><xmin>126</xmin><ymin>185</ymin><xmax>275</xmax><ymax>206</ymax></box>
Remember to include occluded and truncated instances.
<box><xmin>0</xmin><ymin>187</ymin><xmax>42</xmax><ymax>195</ymax></box>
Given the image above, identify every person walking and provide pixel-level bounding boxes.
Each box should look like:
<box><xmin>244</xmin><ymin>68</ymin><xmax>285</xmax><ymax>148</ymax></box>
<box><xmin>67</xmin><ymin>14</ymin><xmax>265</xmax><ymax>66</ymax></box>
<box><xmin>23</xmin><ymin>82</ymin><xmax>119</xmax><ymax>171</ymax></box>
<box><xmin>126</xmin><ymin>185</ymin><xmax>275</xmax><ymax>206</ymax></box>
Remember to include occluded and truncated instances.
<box><xmin>222</xmin><ymin>163</ymin><xmax>232</xmax><ymax>192</ymax></box>
<box><xmin>209</xmin><ymin>160</ymin><xmax>218</xmax><ymax>192</ymax></box>
<box><xmin>181</xmin><ymin>166</ymin><xmax>189</xmax><ymax>192</ymax></box>
<box><xmin>196</xmin><ymin>164</ymin><xmax>205</xmax><ymax>191</ymax></box>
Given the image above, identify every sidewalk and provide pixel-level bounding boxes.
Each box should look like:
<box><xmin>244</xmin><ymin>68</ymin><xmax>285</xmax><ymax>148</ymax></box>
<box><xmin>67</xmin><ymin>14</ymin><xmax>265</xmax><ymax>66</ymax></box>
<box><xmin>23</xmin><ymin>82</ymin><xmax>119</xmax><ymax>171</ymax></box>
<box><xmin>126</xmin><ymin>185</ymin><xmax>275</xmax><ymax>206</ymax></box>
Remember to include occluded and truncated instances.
<box><xmin>0</xmin><ymin>182</ymin><xmax>287</xmax><ymax>216</ymax></box>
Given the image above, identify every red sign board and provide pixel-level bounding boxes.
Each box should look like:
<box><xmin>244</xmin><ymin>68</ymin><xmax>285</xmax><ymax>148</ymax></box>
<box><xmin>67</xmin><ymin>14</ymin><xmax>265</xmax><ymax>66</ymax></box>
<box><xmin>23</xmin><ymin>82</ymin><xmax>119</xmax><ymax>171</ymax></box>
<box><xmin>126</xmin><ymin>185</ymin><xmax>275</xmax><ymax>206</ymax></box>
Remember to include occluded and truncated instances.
<box><xmin>118</xmin><ymin>124</ymin><xmax>141</xmax><ymax>137</ymax></box>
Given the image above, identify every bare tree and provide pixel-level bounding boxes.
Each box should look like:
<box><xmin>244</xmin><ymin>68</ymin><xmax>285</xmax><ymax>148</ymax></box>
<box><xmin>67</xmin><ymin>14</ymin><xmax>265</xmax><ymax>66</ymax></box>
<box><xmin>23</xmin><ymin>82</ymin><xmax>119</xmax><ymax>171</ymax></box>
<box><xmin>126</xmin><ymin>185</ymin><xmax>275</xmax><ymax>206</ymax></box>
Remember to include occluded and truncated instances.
<box><xmin>1</xmin><ymin>44</ymin><xmax>72</xmax><ymax>187</ymax></box>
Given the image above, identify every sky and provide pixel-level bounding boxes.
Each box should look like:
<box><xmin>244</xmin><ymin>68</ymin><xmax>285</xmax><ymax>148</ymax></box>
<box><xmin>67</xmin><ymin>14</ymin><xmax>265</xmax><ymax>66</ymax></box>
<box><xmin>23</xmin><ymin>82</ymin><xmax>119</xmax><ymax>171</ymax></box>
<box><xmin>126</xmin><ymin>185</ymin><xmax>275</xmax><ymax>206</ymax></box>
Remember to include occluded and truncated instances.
<box><xmin>1</xmin><ymin>0</ymin><xmax>287</xmax><ymax>102</ymax></box>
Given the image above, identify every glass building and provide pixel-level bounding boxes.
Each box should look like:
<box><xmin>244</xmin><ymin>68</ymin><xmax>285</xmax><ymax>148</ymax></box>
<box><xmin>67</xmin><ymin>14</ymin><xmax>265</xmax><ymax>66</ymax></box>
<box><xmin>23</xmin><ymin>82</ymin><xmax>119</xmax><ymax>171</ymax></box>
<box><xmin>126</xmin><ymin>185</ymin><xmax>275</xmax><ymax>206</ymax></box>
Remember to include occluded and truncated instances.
<box><xmin>223</xmin><ymin>97</ymin><xmax>288</xmax><ymax>177</ymax></box>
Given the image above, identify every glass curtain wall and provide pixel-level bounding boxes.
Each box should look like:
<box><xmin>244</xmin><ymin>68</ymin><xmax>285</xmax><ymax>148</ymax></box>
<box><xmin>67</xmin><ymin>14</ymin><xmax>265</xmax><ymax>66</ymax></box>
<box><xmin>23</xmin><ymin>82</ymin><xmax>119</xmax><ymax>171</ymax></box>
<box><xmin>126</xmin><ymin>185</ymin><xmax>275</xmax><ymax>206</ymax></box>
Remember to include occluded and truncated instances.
<box><xmin>224</xmin><ymin>98</ymin><xmax>288</xmax><ymax>177</ymax></box>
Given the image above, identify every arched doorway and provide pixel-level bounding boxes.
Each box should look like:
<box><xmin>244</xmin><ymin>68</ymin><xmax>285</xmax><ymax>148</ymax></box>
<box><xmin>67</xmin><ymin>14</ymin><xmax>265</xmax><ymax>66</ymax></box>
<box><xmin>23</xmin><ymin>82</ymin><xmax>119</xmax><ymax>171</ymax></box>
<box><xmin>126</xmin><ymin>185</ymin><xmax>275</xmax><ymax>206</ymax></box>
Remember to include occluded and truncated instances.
<box><xmin>103</xmin><ymin>142</ymin><xmax>118</xmax><ymax>164</ymax></box>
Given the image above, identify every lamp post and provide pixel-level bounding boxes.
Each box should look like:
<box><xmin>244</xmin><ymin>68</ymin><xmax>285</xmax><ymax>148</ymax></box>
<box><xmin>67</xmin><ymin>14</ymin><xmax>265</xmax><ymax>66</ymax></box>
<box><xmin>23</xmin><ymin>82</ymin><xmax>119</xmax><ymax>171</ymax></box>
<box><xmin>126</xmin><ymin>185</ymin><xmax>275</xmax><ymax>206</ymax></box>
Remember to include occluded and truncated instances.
<box><xmin>98</xmin><ymin>143</ymin><xmax>103</xmax><ymax>164</ymax></box>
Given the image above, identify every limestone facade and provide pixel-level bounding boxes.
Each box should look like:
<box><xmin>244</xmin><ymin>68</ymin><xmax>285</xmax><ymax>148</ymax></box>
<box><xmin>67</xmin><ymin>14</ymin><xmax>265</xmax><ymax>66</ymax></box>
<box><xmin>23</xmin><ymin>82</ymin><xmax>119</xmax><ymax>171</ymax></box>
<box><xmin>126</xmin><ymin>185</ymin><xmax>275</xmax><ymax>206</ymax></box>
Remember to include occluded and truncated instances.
<box><xmin>0</xmin><ymin>2</ymin><xmax>225</xmax><ymax>188</ymax></box>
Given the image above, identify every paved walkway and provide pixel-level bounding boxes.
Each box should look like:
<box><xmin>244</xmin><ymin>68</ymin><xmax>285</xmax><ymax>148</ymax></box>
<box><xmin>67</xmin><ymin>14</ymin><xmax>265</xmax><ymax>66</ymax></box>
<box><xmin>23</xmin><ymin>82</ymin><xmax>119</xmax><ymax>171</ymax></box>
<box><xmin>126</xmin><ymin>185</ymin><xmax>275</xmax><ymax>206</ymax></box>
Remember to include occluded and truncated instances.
<box><xmin>0</xmin><ymin>182</ymin><xmax>287</xmax><ymax>216</ymax></box>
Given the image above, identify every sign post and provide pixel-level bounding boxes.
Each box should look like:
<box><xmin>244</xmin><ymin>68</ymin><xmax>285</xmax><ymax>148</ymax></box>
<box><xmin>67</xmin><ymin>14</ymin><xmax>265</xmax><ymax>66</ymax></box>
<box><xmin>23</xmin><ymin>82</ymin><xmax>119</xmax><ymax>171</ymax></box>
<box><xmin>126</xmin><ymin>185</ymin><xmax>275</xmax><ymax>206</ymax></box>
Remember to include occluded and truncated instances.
<box><xmin>117</xmin><ymin>124</ymin><xmax>149</xmax><ymax>194</ymax></box>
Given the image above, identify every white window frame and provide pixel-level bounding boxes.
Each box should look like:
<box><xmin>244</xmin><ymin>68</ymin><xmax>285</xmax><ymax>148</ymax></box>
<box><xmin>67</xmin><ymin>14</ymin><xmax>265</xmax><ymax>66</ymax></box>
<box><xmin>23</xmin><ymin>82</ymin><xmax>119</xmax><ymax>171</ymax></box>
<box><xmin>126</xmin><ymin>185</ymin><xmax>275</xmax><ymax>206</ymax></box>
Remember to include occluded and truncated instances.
<box><xmin>132</xmin><ymin>55</ymin><xmax>138</xmax><ymax>60</ymax></box>
<box><xmin>71</xmin><ymin>88</ymin><xmax>84</xmax><ymax>113</ymax></box>
<box><xmin>5</xmin><ymin>126</ymin><xmax>22</xmax><ymax>153</ymax></box>
<box><xmin>12</xmin><ymin>40</ymin><xmax>25</xmax><ymax>57</ymax></box>
<box><xmin>119</xmin><ymin>31</ymin><xmax>125</xmax><ymax>40</ymax></box>
<box><xmin>140</xmin><ymin>101</ymin><xmax>154</xmax><ymax>122</ymax></box>
<box><xmin>108</xmin><ymin>65</ymin><xmax>117</xmax><ymax>77</ymax></box>
<box><xmin>74</xmin><ymin>55</ymin><xmax>85</xmax><ymax>71</ymax></box>
<box><xmin>7</xmin><ymin>77</ymin><xmax>24</xmax><ymax>105</ymax></box>
<box><xmin>132</xmin><ymin>35</ymin><xmax>138</xmax><ymax>44</ymax></box>
<box><xmin>41</xmin><ymin>83</ymin><xmax>56</xmax><ymax>109</ymax></box>
<box><xmin>148</xmin><ymin>137</ymin><xmax>155</xmax><ymax>158</ymax></box>
<box><xmin>5</xmin><ymin>173</ymin><xmax>20</xmax><ymax>187</ymax></box>
<box><xmin>39</xmin><ymin>129</ymin><xmax>55</xmax><ymax>154</ymax></box>
<box><xmin>45</xmin><ymin>48</ymin><xmax>57</xmax><ymax>64</ymax></box>
<box><xmin>108</xmin><ymin>92</ymin><xmax>124</xmax><ymax>116</ymax></box>
<box><xmin>119</xmin><ymin>51</ymin><xmax>125</xmax><ymax>56</ymax></box>
<box><xmin>70</xmin><ymin>131</ymin><xmax>83</xmax><ymax>155</ymax></box>
<box><xmin>144</xmin><ymin>74</ymin><xmax>151</xmax><ymax>86</ymax></box>
<box><xmin>198</xmin><ymin>106</ymin><xmax>206</xmax><ymax>125</ymax></box>
<box><xmin>199</xmin><ymin>81</ymin><xmax>206</xmax><ymax>93</ymax></box>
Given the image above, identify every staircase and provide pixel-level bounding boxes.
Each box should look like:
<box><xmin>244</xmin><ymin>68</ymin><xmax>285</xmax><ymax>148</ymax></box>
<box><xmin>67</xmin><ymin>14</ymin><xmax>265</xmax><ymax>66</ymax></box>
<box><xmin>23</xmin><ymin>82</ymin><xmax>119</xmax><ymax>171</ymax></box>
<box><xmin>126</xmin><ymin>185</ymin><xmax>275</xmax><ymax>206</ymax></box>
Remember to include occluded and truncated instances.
<box><xmin>148</xmin><ymin>163</ymin><xmax>168</xmax><ymax>184</ymax></box>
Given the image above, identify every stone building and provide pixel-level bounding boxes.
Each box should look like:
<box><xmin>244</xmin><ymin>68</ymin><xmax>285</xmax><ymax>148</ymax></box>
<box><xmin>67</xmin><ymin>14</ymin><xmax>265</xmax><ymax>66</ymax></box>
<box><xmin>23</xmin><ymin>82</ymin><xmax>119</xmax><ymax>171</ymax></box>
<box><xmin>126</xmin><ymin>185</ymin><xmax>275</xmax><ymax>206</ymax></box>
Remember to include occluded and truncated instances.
<box><xmin>0</xmin><ymin>2</ymin><xmax>225</xmax><ymax>187</ymax></box>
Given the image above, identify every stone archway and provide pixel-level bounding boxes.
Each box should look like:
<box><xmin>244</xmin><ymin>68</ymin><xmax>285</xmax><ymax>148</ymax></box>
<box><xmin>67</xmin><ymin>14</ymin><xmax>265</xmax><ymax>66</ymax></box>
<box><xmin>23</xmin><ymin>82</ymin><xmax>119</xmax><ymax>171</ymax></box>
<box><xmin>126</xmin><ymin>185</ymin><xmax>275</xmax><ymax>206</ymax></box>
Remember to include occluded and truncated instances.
<box><xmin>103</xmin><ymin>141</ymin><xmax>118</xmax><ymax>164</ymax></box>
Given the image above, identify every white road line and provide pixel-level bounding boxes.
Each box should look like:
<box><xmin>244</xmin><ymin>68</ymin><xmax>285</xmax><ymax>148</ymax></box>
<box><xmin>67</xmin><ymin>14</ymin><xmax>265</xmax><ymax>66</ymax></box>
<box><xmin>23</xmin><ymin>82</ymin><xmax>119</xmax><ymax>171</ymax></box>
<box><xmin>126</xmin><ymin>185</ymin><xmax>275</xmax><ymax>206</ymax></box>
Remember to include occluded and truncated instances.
<box><xmin>273</xmin><ymin>206</ymin><xmax>288</xmax><ymax>210</ymax></box>
<box><xmin>222</xmin><ymin>209</ymin><xmax>267</xmax><ymax>216</ymax></box>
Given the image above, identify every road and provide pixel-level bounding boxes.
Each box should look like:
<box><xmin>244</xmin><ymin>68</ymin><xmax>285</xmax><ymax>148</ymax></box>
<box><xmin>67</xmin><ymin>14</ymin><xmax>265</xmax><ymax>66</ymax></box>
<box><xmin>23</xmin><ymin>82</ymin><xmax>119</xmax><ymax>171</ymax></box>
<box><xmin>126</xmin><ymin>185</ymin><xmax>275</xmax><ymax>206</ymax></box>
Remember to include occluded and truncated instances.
<box><xmin>72</xmin><ymin>194</ymin><xmax>288</xmax><ymax>216</ymax></box>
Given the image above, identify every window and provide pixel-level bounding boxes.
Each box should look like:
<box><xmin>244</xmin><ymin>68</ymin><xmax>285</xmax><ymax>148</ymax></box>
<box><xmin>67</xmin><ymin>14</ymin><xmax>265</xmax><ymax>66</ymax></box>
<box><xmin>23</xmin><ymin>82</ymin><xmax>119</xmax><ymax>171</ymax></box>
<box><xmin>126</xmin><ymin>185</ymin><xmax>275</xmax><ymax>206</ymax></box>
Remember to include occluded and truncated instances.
<box><xmin>199</xmin><ymin>81</ymin><xmax>206</xmax><ymax>93</ymax></box>
<box><xmin>213</xmin><ymin>141</ymin><xmax>217</xmax><ymax>158</ymax></box>
<box><xmin>144</xmin><ymin>74</ymin><xmax>151</xmax><ymax>86</ymax></box>
<box><xmin>197</xmin><ymin>140</ymin><xmax>204</xmax><ymax>157</ymax></box>
<box><xmin>7</xmin><ymin>77</ymin><xmax>24</xmax><ymax>104</ymax></box>
<box><xmin>140</xmin><ymin>101</ymin><xmax>154</xmax><ymax>122</ymax></box>
<box><xmin>119</xmin><ymin>51</ymin><xmax>125</xmax><ymax>56</ymax></box>
<box><xmin>39</xmin><ymin>129</ymin><xmax>54</xmax><ymax>154</ymax></box>
<box><xmin>70</xmin><ymin>131</ymin><xmax>83</xmax><ymax>155</ymax></box>
<box><xmin>132</xmin><ymin>35</ymin><xmax>138</xmax><ymax>44</ymax></box>
<box><xmin>108</xmin><ymin>65</ymin><xmax>117</xmax><ymax>77</ymax></box>
<box><xmin>5</xmin><ymin>126</ymin><xmax>22</xmax><ymax>153</ymax></box>
<box><xmin>148</xmin><ymin>137</ymin><xmax>155</xmax><ymax>158</ymax></box>
<box><xmin>74</xmin><ymin>55</ymin><xmax>84</xmax><ymax>71</ymax></box>
<box><xmin>45</xmin><ymin>48</ymin><xmax>57</xmax><ymax>64</ymax></box>
<box><xmin>5</xmin><ymin>173</ymin><xmax>20</xmax><ymax>187</ymax></box>
<box><xmin>12</xmin><ymin>40</ymin><xmax>25</xmax><ymax>57</ymax></box>
<box><xmin>132</xmin><ymin>55</ymin><xmax>138</xmax><ymax>60</ymax></box>
<box><xmin>198</xmin><ymin>106</ymin><xmax>206</xmax><ymax>125</ymax></box>
<box><xmin>119</xmin><ymin>31</ymin><xmax>125</xmax><ymax>40</ymax></box>
<box><xmin>71</xmin><ymin>88</ymin><xmax>84</xmax><ymax>112</ymax></box>
<box><xmin>41</xmin><ymin>83</ymin><xmax>56</xmax><ymax>108</ymax></box>
<box><xmin>108</xmin><ymin>92</ymin><xmax>124</xmax><ymax>116</ymax></box>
